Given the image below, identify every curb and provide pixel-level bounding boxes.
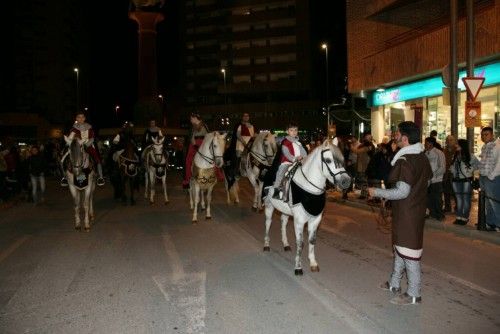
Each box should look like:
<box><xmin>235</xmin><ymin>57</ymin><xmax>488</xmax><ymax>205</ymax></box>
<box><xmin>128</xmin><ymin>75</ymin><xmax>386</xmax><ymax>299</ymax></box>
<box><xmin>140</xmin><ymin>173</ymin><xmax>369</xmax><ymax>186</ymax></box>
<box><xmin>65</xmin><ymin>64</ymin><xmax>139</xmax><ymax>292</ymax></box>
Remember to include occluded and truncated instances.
<box><xmin>327</xmin><ymin>196</ymin><xmax>500</xmax><ymax>246</ymax></box>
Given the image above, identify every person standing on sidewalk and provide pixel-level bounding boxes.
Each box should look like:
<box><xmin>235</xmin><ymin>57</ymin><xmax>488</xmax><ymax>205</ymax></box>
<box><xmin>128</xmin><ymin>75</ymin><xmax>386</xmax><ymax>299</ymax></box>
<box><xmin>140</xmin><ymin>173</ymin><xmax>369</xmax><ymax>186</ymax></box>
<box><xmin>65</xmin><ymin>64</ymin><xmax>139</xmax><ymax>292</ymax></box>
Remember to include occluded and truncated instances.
<box><xmin>352</xmin><ymin>132</ymin><xmax>375</xmax><ymax>199</ymax></box>
<box><xmin>27</xmin><ymin>145</ymin><xmax>47</xmax><ymax>204</ymax></box>
<box><xmin>425</xmin><ymin>136</ymin><xmax>446</xmax><ymax>221</ymax></box>
<box><xmin>450</xmin><ymin>139</ymin><xmax>479</xmax><ymax>225</ymax></box>
<box><xmin>478</xmin><ymin>127</ymin><xmax>500</xmax><ymax>232</ymax></box>
<box><xmin>443</xmin><ymin>135</ymin><xmax>457</xmax><ymax>213</ymax></box>
<box><xmin>368</xmin><ymin>121</ymin><xmax>432</xmax><ymax>305</ymax></box>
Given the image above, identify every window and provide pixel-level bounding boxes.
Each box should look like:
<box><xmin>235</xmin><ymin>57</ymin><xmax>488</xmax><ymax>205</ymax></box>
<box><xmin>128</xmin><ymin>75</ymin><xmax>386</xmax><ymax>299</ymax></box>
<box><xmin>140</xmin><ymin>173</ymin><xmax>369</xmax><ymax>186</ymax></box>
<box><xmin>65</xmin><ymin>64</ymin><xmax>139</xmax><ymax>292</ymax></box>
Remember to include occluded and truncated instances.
<box><xmin>233</xmin><ymin>58</ymin><xmax>251</xmax><ymax>66</ymax></box>
<box><xmin>233</xmin><ymin>24</ymin><xmax>250</xmax><ymax>32</ymax></box>
<box><xmin>269</xmin><ymin>36</ymin><xmax>296</xmax><ymax>45</ymax></box>
<box><xmin>233</xmin><ymin>75</ymin><xmax>251</xmax><ymax>83</ymax></box>
<box><xmin>254</xmin><ymin>74</ymin><xmax>267</xmax><ymax>82</ymax></box>
<box><xmin>269</xmin><ymin>53</ymin><xmax>296</xmax><ymax>63</ymax></box>
<box><xmin>269</xmin><ymin>19</ymin><xmax>295</xmax><ymax>28</ymax></box>
<box><xmin>233</xmin><ymin>41</ymin><xmax>250</xmax><ymax>50</ymax></box>
<box><xmin>270</xmin><ymin>71</ymin><xmax>296</xmax><ymax>81</ymax></box>
<box><xmin>254</xmin><ymin>57</ymin><xmax>267</xmax><ymax>65</ymax></box>
<box><xmin>252</xmin><ymin>39</ymin><xmax>267</xmax><ymax>47</ymax></box>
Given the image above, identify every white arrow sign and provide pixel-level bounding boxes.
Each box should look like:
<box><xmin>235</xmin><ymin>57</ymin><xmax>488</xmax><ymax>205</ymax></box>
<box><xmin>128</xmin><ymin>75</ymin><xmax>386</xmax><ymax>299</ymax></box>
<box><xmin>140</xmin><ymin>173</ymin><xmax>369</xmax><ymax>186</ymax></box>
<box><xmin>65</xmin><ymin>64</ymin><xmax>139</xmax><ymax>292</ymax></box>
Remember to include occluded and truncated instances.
<box><xmin>462</xmin><ymin>77</ymin><xmax>485</xmax><ymax>101</ymax></box>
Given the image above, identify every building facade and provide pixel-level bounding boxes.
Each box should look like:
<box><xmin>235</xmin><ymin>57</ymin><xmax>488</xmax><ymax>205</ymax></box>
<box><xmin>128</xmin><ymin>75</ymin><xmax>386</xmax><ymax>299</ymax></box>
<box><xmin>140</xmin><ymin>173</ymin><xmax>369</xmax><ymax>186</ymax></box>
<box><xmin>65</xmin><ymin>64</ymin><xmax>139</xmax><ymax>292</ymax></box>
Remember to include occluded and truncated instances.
<box><xmin>347</xmin><ymin>0</ymin><xmax>500</xmax><ymax>150</ymax></box>
<box><xmin>180</xmin><ymin>0</ymin><xmax>322</xmax><ymax>131</ymax></box>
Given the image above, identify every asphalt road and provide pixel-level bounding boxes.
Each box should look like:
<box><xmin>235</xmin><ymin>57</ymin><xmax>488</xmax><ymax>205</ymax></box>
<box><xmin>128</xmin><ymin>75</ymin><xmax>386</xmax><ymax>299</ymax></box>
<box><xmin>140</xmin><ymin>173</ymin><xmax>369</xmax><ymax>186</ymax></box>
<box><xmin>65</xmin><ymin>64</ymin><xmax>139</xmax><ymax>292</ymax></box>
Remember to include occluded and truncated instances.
<box><xmin>0</xmin><ymin>174</ymin><xmax>499</xmax><ymax>334</ymax></box>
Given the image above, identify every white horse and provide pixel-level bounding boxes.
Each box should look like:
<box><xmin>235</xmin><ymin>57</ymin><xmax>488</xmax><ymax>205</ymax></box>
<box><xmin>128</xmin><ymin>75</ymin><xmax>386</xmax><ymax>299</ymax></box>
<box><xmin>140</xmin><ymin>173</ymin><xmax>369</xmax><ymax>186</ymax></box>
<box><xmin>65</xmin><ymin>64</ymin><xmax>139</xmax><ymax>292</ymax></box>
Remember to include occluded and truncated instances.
<box><xmin>144</xmin><ymin>136</ymin><xmax>169</xmax><ymax>205</ymax></box>
<box><xmin>226</xmin><ymin>132</ymin><xmax>277</xmax><ymax>210</ymax></box>
<box><xmin>263</xmin><ymin>139</ymin><xmax>351</xmax><ymax>275</ymax></box>
<box><xmin>64</xmin><ymin>136</ymin><xmax>96</xmax><ymax>232</ymax></box>
<box><xmin>189</xmin><ymin>131</ymin><xmax>227</xmax><ymax>222</ymax></box>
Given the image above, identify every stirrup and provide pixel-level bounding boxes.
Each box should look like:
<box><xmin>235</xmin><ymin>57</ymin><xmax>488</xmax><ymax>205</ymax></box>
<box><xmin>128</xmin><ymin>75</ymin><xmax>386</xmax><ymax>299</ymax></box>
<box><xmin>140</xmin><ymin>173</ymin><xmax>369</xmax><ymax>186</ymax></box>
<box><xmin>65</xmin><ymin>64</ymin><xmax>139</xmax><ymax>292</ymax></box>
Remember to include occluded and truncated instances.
<box><xmin>272</xmin><ymin>188</ymin><xmax>282</xmax><ymax>199</ymax></box>
<box><xmin>97</xmin><ymin>177</ymin><xmax>105</xmax><ymax>186</ymax></box>
<box><xmin>60</xmin><ymin>178</ymin><xmax>68</xmax><ymax>187</ymax></box>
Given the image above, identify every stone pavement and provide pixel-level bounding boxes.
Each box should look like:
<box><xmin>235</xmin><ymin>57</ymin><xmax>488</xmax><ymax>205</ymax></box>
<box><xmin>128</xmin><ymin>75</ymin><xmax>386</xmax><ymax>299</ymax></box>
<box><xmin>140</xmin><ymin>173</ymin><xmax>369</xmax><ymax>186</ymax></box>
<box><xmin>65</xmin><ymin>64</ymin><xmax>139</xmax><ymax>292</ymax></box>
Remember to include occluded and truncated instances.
<box><xmin>327</xmin><ymin>189</ymin><xmax>500</xmax><ymax>246</ymax></box>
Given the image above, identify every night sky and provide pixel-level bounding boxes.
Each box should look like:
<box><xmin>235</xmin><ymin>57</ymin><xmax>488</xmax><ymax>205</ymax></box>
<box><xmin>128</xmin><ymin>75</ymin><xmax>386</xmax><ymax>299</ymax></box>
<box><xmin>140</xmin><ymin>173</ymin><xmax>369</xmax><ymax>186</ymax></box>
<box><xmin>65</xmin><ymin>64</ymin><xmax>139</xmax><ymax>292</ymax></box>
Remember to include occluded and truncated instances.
<box><xmin>8</xmin><ymin>1</ymin><xmax>346</xmax><ymax>129</ymax></box>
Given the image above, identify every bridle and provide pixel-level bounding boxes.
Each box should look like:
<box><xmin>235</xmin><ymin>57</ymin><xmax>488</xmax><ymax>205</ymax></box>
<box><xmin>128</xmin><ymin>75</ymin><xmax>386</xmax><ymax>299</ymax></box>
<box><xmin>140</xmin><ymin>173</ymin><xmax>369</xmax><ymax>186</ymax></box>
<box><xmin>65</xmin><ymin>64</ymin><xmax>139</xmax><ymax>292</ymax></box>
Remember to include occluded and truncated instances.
<box><xmin>68</xmin><ymin>142</ymin><xmax>89</xmax><ymax>174</ymax></box>
<box><xmin>298</xmin><ymin>148</ymin><xmax>348</xmax><ymax>192</ymax></box>
<box><xmin>196</xmin><ymin>134</ymin><xmax>223</xmax><ymax>165</ymax></box>
<box><xmin>148</xmin><ymin>142</ymin><xmax>168</xmax><ymax>178</ymax></box>
<box><xmin>249</xmin><ymin>134</ymin><xmax>276</xmax><ymax>165</ymax></box>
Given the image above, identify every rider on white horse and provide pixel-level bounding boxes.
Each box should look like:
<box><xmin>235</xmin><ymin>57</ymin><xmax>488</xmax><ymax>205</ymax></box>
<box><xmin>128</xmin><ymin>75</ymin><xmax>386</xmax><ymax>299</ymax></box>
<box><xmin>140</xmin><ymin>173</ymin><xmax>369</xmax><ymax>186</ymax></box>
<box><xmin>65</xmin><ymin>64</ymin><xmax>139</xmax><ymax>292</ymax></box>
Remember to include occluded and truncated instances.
<box><xmin>60</xmin><ymin>112</ymin><xmax>105</xmax><ymax>187</ymax></box>
<box><xmin>273</xmin><ymin>122</ymin><xmax>307</xmax><ymax>199</ymax></box>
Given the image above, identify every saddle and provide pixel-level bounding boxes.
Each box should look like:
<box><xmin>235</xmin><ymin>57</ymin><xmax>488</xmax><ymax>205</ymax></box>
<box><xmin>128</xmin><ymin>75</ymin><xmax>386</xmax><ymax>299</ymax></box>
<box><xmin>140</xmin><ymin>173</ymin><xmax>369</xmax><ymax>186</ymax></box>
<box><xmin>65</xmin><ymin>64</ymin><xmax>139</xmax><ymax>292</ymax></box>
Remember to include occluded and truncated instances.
<box><xmin>269</xmin><ymin>161</ymin><xmax>301</xmax><ymax>201</ymax></box>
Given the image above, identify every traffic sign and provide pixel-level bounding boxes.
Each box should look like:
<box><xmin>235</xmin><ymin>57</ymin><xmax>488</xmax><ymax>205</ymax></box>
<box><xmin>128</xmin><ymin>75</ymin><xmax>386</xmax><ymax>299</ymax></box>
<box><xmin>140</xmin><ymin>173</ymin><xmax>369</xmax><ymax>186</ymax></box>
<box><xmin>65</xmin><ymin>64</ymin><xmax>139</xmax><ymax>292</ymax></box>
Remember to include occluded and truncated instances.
<box><xmin>462</xmin><ymin>77</ymin><xmax>485</xmax><ymax>101</ymax></box>
<box><xmin>465</xmin><ymin>100</ymin><xmax>481</xmax><ymax>127</ymax></box>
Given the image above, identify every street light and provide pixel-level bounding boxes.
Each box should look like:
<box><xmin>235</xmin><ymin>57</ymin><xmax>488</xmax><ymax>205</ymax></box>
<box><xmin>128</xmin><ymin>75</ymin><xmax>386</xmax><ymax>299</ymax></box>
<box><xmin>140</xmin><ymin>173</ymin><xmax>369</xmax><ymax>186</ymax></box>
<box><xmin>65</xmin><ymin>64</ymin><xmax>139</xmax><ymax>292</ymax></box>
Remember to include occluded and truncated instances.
<box><xmin>115</xmin><ymin>105</ymin><xmax>120</xmax><ymax>117</ymax></box>
<box><xmin>158</xmin><ymin>94</ymin><xmax>166</xmax><ymax>127</ymax></box>
<box><xmin>221</xmin><ymin>68</ymin><xmax>227</xmax><ymax>105</ymax></box>
<box><xmin>74</xmin><ymin>68</ymin><xmax>79</xmax><ymax>114</ymax></box>
<box><xmin>321</xmin><ymin>43</ymin><xmax>329</xmax><ymax>127</ymax></box>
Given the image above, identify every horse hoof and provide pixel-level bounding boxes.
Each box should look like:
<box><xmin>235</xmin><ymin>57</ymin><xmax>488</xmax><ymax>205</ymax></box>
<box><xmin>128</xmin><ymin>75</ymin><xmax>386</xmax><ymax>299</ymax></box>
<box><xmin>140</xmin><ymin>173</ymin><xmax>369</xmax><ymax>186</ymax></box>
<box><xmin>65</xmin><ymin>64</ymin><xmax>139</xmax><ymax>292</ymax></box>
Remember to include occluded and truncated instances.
<box><xmin>205</xmin><ymin>216</ymin><xmax>212</xmax><ymax>220</ymax></box>
<box><xmin>164</xmin><ymin>201</ymin><xmax>169</xmax><ymax>205</ymax></box>
<box><xmin>150</xmin><ymin>201</ymin><xmax>154</xmax><ymax>205</ymax></box>
<box><xmin>84</xmin><ymin>227</ymin><xmax>90</xmax><ymax>233</ymax></box>
<box><xmin>310</xmin><ymin>265</ymin><xmax>320</xmax><ymax>272</ymax></box>
<box><xmin>284</xmin><ymin>246</ymin><xmax>292</xmax><ymax>252</ymax></box>
<box><xmin>295</xmin><ymin>269</ymin><xmax>304</xmax><ymax>276</ymax></box>
<box><xmin>263</xmin><ymin>246</ymin><xmax>270</xmax><ymax>252</ymax></box>
<box><xmin>192</xmin><ymin>219</ymin><xmax>198</xmax><ymax>224</ymax></box>
<box><xmin>75</xmin><ymin>226</ymin><xmax>81</xmax><ymax>231</ymax></box>
<box><xmin>252</xmin><ymin>207</ymin><xmax>257</xmax><ymax>212</ymax></box>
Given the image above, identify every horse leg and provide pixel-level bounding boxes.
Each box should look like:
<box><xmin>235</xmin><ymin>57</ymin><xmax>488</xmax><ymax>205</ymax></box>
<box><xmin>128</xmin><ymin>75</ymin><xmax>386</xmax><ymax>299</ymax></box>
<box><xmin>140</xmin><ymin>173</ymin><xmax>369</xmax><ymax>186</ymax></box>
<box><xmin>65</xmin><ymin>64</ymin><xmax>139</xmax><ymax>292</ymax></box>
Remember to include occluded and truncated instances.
<box><xmin>233</xmin><ymin>181</ymin><xmax>240</xmax><ymax>204</ymax></box>
<box><xmin>144</xmin><ymin>171</ymin><xmax>149</xmax><ymax>199</ymax></box>
<box><xmin>308</xmin><ymin>215</ymin><xmax>322</xmax><ymax>272</ymax></box>
<box><xmin>83</xmin><ymin>187</ymin><xmax>91</xmax><ymax>232</ymax></box>
<box><xmin>205</xmin><ymin>187</ymin><xmax>212</xmax><ymax>220</ymax></box>
<box><xmin>189</xmin><ymin>180</ymin><xmax>194</xmax><ymax>210</ymax></box>
<box><xmin>281</xmin><ymin>214</ymin><xmax>291</xmax><ymax>251</ymax></box>
<box><xmin>263</xmin><ymin>203</ymin><xmax>274</xmax><ymax>251</ymax></box>
<box><xmin>69</xmin><ymin>185</ymin><xmax>80</xmax><ymax>230</ymax></box>
<box><xmin>293</xmin><ymin>218</ymin><xmax>306</xmax><ymax>275</ymax></box>
<box><xmin>256</xmin><ymin>182</ymin><xmax>264</xmax><ymax>211</ymax></box>
<box><xmin>149</xmin><ymin>171</ymin><xmax>155</xmax><ymax>205</ymax></box>
<box><xmin>129</xmin><ymin>177</ymin><xmax>135</xmax><ymax>205</ymax></box>
<box><xmin>192</xmin><ymin>185</ymin><xmax>199</xmax><ymax>223</ymax></box>
<box><xmin>162</xmin><ymin>175</ymin><xmax>169</xmax><ymax>204</ymax></box>
<box><xmin>200</xmin><ymin>189</ymin><xmax>206</xmax><ymax>210</ymax></box>
<box><xmin>89</xmin><ymin>180</ymin><xmax>95</xmax><ymax>222</ymax></box>
<box><xmin>225</xmin><ymin>178</ymin><xmax>231</xmax><ymax>204</ymax></box>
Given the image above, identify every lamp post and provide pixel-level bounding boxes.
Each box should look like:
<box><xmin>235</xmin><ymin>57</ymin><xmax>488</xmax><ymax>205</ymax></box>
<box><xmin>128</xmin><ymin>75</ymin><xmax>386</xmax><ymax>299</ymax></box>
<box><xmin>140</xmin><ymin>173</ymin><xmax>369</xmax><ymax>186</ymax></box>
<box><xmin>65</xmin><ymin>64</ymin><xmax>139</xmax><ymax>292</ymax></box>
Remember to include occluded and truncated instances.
<box><xmin>321</xmin><ymin>43</ymin><xmax>329</xmax><ymax>127</ymax></box>
<box><xmin>74</xmin><ymin>68</ymin><xmax>79</xmax><ymax>114</ymax></box>
<box><xmin>115</xmin><ymin>105</ymin><xmax>120</xmax><ymax>118</ymax></box>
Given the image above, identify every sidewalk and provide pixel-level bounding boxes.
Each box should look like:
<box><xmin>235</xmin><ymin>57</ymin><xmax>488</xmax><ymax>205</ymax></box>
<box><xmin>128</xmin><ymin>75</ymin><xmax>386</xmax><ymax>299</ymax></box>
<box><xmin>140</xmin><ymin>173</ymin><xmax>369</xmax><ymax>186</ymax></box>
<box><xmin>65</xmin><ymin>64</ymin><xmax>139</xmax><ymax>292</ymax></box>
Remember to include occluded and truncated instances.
<box><xmin>327</xmin><ymin>190</ymin><xmax>500</xmax><ymax>246</ymax></box>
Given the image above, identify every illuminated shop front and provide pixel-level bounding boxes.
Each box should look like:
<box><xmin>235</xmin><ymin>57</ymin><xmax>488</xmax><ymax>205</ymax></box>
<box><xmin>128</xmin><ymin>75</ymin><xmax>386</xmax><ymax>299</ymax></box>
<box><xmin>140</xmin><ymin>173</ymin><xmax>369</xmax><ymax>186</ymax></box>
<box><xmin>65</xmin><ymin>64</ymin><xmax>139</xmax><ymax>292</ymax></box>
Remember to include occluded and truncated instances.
<box><xmin>370</xmin><ymin>61</ymin><xmax>500</xmax><ymax>153</ymax></box>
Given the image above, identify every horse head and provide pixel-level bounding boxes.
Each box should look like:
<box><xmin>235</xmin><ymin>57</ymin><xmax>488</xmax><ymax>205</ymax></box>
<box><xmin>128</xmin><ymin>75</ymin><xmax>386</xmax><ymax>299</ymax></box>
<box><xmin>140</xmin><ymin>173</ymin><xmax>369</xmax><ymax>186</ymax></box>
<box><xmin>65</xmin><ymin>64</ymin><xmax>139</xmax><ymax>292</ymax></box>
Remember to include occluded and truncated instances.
<box><xmin>320</xmin><ymin>138</ymin><xmax>351</xmax><ymax>190</ymax></box>
<box><xmin>64</xmin><ymin>136</ymin><xmax>88</xmax><ymax>176</ymax></box>
<box><xmin>262</xmin><ymin>132</ymin><xmax>277</xmax><ymax>165</ymax></box>
<box><xmin>213</xmin><ymin>132</ymin><xmax>227</xmax><ymax>168</ymax></box>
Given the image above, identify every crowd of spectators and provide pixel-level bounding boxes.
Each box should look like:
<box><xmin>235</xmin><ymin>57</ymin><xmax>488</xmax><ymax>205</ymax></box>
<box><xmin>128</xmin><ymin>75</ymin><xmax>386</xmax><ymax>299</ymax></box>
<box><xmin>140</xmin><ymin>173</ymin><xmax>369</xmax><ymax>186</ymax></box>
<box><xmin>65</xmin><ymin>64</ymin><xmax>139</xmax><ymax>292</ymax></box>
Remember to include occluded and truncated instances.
<box><xmin>338</xmin><ymin>127</ymin><xmax>500</xmax><ymax>231</ymax></box>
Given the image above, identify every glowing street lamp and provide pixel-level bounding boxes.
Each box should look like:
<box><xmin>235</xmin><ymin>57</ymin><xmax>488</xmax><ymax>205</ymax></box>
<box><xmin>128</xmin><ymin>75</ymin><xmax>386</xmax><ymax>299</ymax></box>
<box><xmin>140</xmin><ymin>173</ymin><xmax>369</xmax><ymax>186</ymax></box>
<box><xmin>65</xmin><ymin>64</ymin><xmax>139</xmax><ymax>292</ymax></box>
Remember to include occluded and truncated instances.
<box><xmin>73</xmin><ymin>67</ymin><xmax>79</xmax><ymax>114</ymax></box>
<box><xmin>115</xmin><ymin>105</ymin><xmax>120</xmax><ymax>116</ymax></box>
<box><xmin>321</xmin><ymin>43</ymin><xmax>330</xmax><ymax>126</ymax></box>
<box><xmin>221</xmin><ymin>68</ymin><xmax>227</xmax><ymax>105</ymax></box>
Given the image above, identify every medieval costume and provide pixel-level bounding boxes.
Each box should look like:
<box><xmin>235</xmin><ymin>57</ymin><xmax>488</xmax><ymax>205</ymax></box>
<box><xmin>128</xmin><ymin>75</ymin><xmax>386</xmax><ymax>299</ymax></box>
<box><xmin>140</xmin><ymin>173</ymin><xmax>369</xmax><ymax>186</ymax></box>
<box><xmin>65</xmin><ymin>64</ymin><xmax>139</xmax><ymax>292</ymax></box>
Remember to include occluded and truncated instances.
<box><xmin>182</xmin><ymin>121</ymin><xmax>209</xmax><ymax>188</ymax></box>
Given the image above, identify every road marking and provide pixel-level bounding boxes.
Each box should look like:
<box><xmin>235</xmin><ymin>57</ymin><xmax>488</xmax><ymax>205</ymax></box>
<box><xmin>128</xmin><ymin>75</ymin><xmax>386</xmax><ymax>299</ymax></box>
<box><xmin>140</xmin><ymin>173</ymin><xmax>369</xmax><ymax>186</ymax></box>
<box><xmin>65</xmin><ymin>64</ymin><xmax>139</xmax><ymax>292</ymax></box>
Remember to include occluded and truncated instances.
<box><xmin>153</xmin><ymin>233</ymin><xmax>207</xmax><ymax>334</ymax></box>
<box><xmin>0</xmin><ymin>235</ymin><xmax>30</xmax><ymax>264</ymax></box>
<box><xmin>319</xmin><ymin>223</ymin><xmax>499</xmax><ymax>297</ymax></box>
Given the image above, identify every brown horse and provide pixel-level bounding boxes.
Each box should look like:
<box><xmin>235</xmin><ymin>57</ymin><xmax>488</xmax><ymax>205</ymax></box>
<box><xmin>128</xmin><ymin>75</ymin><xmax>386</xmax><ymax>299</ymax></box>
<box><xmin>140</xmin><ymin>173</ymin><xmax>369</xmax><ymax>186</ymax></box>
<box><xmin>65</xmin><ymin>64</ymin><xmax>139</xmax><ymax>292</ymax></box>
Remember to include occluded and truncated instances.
<box><xmin>113</xmin><ymin>137</ymin><xmax>139</xmax><ymax>205</ymax></box>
